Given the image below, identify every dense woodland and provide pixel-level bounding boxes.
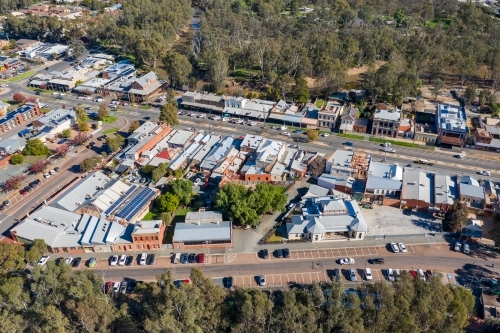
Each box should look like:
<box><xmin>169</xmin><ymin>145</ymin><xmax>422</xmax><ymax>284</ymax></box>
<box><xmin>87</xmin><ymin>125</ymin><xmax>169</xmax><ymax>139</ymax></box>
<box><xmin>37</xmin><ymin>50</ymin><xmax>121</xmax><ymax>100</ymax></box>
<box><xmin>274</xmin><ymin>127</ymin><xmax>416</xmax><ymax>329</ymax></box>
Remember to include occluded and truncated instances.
<box><xmin>0</xmin><ymin>241</ymin><xmax>480</xmax><ymax>333</ymax></box>
<box><xmin>3</xmin><ymin>0</ymin><xmax>500</xmax><ymax>103</ymax></box>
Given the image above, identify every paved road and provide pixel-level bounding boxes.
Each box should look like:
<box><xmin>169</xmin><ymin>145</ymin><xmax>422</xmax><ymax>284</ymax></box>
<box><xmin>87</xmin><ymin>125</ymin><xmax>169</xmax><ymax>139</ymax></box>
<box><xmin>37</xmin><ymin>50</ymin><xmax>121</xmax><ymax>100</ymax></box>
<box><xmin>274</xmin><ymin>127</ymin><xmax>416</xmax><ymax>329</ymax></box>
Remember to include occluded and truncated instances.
<box><xmin>0</xmin><ymin>147</ymin><xmax>97</xmax><ymax>237</ymax></box>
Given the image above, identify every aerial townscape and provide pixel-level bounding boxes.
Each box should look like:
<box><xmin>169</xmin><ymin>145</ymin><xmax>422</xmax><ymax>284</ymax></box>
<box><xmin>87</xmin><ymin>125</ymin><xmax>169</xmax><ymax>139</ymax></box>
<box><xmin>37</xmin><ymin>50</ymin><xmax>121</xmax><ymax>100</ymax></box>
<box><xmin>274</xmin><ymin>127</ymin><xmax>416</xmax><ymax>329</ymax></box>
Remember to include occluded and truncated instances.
<box><xmin>3</xmin><ymin>0</ymin><xmax>500</xmax><ymax>332</ymax></box>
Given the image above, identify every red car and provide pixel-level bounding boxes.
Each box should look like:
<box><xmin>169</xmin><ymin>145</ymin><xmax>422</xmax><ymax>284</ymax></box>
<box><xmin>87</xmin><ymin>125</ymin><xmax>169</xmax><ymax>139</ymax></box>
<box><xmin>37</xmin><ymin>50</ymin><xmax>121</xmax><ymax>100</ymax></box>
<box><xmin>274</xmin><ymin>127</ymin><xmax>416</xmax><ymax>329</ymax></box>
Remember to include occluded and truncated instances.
<box><xmin>104</xmin><ymin>281</ymin><xmax>114</xmax><ymax>293</ymax></box>
<box><xmin>197</xmin><ymin>253</ymin><xmax>205</xmax><ymax>263</ymax></box>
<box><xmin>20</xmin><ymin>189</ymin><xmax>27</xmax><ymax>195</ymax></box>
<box><xmin>410</xmin><ymin>270</ymin><xmax>417</xmax><ymax>278</ymax></box>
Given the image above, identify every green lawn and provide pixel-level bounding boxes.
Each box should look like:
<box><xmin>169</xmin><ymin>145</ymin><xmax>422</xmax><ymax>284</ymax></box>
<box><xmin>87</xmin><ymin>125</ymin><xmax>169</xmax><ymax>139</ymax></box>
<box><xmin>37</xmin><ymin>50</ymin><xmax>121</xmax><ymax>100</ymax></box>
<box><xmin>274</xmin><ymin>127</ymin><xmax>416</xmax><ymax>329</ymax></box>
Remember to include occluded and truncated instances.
<box><xmin>142</xmin><ymin>211</ymin><xmax>158</xmax><ymax>220</ymax></box>
<box><xmin>140</xmin><ymin>105</ymin><xmax>150</xmax><ymax>110</ymax></box>
<box><xmin>1</xmin><ymin>70</ymin><xmax>36</xmax><ymax>83</ymax></box>
<box><xmin>338</xmin><ymin>133</ymin><xmax>365</xmax><ymax>140</ymax></box>
<box><xmin>315</xmin><ymin>99</ymin><xmax>326</xmax><ymax>108</ymax></box>
<box><xmin>90</xmin><ymin>115</ymin><xmax>118</xmax><ymax>123</ymax></box>
<box><xmin>103</xmin><ymin>127</ymin><xmax>119</xmax><ymax>135</ymax></box>
<box><xmin>266</xmin><ymin>229</ymin><xmax>283</xmax><ymax>242</ymax></box>
<box><xmin>369</xmin><ymin>137</ymin><xmax>431</xmax><ymax>149</ymax></box>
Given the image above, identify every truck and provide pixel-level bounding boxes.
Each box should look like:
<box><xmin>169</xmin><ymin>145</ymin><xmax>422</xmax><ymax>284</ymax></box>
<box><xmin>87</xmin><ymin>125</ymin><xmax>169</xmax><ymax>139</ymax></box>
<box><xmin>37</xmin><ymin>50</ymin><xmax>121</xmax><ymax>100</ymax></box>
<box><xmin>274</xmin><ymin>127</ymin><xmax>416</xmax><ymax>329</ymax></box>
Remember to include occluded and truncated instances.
<box><xmin>173</xmin><ymin>253</ymin><xmax>181</xmax><ymax>264</ymax></box>
<box><xmin>455</xmin><ymin>241</ymin><xmax>462</xmax><ymax>252</ymax></box>
<box><xmin>415</xmin><ymin>158</ymin><xmax>434</xmax><ymax>166</ymax></box>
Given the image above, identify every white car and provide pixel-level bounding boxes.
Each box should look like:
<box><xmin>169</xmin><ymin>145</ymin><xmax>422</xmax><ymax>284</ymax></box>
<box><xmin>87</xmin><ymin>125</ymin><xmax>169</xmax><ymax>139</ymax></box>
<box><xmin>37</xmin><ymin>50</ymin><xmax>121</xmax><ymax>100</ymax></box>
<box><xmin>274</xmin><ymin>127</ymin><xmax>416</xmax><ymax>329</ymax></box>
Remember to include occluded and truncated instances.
<box><xmin>37</xmin><ymin>255</ymin><xmax>50</xmax><ymax>266</ymax></box>
<box><xmin>49</xmin><ymin>169</ymin><xmax>56</xmax><ymax>175</ymax></box>
<box><xmin>383</xmin><ymin>147</ymin><xmax>396</xmax><ymax>153</ymax></box>
<box><xmin>383</xmin><ymin>142</ymin><xmax>391</xmax><ymax>147</ymax></box>
<box><xmin>387</xmin><ymin>268</ymin><xmax>395</xmax><ymax>281</ymax></box>
<box><xmin>417</xmin><ymin>269</ymin><xmax>426</xmax><ymax>281</ymax></box>
<box><xmin>112</xmin><ymin>282</ymin><xmax>121</xmax><ymax>293</ymax></box>
<box><xmin>197</xmin><ymin>114</ymin><xmax>207</xmax><ymax>118</ymax></box>
<box><xmin>139</xmin><ymin>253</ymin><xmax>147</xmax><ymax>266</ymax></box>
<box><xmin>365</xmin><ymin>268</ymin><xmax>373</xmax><ymax>280</ymax></box>
<box><xmin>185</xmin><ymin>172</ymin><xmax>193</xmax><ymax>179</ymax></box>
<box><xmin>463</xmin><ymin>243</ymin><xmax>470</xmax><ymax>254</ymax></box>
<box><xmin>222</xmin><ymin>117</ymin><xmax>230</xmax><ymax>122</ymax></box>
<box><xmin>212</xmin><ymin>116</ymin><xmax>221</xmax><ymax>120</ymax></box>
<box><xmin>110</xmin><ymin>255</ymin><xmax>118</xmax><ymax>267</ymax></box>
<box><xmin>65</xmin><ymin>257</ymin><xmax>73</xmax><ymax>265</ymax></box>
<box><xmin>94</xmin><ymin>98</ymin><xmax>104</xmax><ymax>102</ymax></box>
<box><xmin>235</xmin><ymin>119</ymin><xmax>244</xmax><ymax>124</ymax></box>
<box><xmin>84</xmin><ymin>96</ymin><xmax>92</xmax><ymax>100</ymax></box>
<box><xmin>394</xmin><ymin>269</ymin><xmax>401</xmax><ymax>281</ymax></box>
<box><xmin>280</xmin><ymin>126</ymin><xmax>288</xmax><ymax>130</ymax></box>
<box><xmin>455</xmin><ymin>154</ymin><xmax>466</xmax><ymax>159</ymax></box>
<box><xmin>59</xmin><ymin>93</ymin><xmax>66</xmax><ymax>96</ymax></box>
<box><xmin>398</xmin><ymin>243</ymin><xmax>407</xmax><ymax>253</ymax></box>
<box><xmin>118</xmin><ymin>254</ymin><xmax>126</xmax><ymax>266</ymax></box>
<box><xmin>52</xmin><ymin>92</ymin><xmax>60</xmax><ymax>95</ymax></box>
<box><xmin>44</xmin><ymin>173</ymin><xmax>51</xmax><ymax>179</ymax></box>
<box><xmin>478</xmin><ymin>170</ymin><xmax>491</xmax><ymax>176</ymax></box>
<box><xmin>349</xmin><ymin>268</ymin><xmax>357</xmax><ymax>281</ymax></box>
<box><xmin>321</xmin><ymin>133</ymin><xmax>330</xmax><ymax>137</ymax></box>
<box><xmin>390</xmin><ymin>242</ymin><xmax>400</xmax><ymax>253</ymax></box>
<box><xmin>282</xmin><ymin>131</ymin><xmax>291</xmax><ymax>136</ymax></box>
<box><xmin>259</xmin><ymin>275</ymin><xmax>266</xmax><ymax>286</ymax></box>
<box><xmin>120</xmin><ymin>281</ymin><xmax>128</xmax><ymax>293</ymax></box>
<box><xmin>339</xmin><ymin>258</ymin><xmax>355</xmax><ymax>265</ymax></box>
<box><xmin>194</xmin><ymin>178</ymin><xmax>202</xmax><ymax>186</ymax></box>
<box><xmin>249</xmin><ymin>121</ymin><xmax>257</xmax><ymax>126</ymax></box>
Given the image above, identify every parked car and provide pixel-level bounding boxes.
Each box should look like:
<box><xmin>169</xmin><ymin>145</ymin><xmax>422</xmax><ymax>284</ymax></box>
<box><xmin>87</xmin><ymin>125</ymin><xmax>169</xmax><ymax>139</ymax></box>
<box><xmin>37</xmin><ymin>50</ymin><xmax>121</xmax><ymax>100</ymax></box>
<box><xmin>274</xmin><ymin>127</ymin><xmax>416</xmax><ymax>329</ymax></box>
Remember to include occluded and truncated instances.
<box><xmin>369</xmin><ymin>258</ymin><xmax>385</xmax><ymax>265</ymax></box>
<box><xmin>349</xmin><ymin>268</ymin><xmax>357</xmax><ymax>281</ymax></box>
<box><xmin>139</xmin><ymin>253</ymin><xmax>147</xmax><ymax>266</ymax></box>
<box><xmin>463</xmin><ymin>243</ymin><xmax>470</xmax><ymax>254</ymax></box>
<box><xmin>146</xmin><ymin>254</ymin><xmax>155</xmax><ymax>265</ymax></box>
<box><xmin>185</xmin><ymin>172</ymin><xmax>193</xmax><ymax>179</ymax></box>
<box><xmin>188</xmin><ymin>253</ymin><xmax>196</xmax><ymax>263</ymax></box>
<box><xmin>249</xmin><ymin>121</ymin><xmax>257</xmax><ymax>126</ymax></box>
<box><xmin>343</xmin><ymin>141</ymin><xmax>354</xmax><ymax>146</ymax></box>
<box><xmin>88</xmin><ymin>258</ymin><xmax>97</xmax><ymax>268</ymax></box>
<box><xmin>181</xmin><ymin>253</ymin><xmax>189</xmax><ymax>264</ymax></box>
<box><xmin>104</xmin><ymin>281</ymin><xmax>114</xmax><ymax>293</ymax></box>
<box><xmin>19</xmin><ymin>189</ymin><xmax>27</xmax><ymax>195</ymax></box>
<box><xmin>37</xmin><ymin>255</ymin><xmax>50</xmax><ymax>266</ymax></box>
<box><xmin>50</xmin><ymin>169</ymin><xmax>56</xmax><ymax>175</ymax></box>
<box><xmin>259</xmin><ymin>275</ymin><xmax>266</xmax><ymax>286</ymax></box>
<box><xmin>72</xmin><ymin>257</ymin><xmax>81</xmax><ymax>268</ymax></box>
<box><xmin>394</xmin><ymin>269</ymin><xmax>401</xmax><ymax>281</ymax></box>
<box><xmin>398</xmin><ymin>243</ymin><xmax>407</xmax><ymax>253</ymax></box>
<box><xmin>112</xmin><ymin>282</ymin><xmax>120</xmax><ymax>293</ymax></box>
<box><xmin>282</xmin><ymin>131</ymin><xmax>291</xmax><ymax>136</ymax></box>
<box><xmin>339</xmin><ymin>258</ymin><xmax>355</xmax><ymax>265</ymax></box>
<box><xmin>390</xmin><ymin>243</ymin><xmax>400</xmax><ymax>253</ymax></box>
<box><xmin>417</xmin><ymin>269</ymin><xmax>426</xmax><ymax>281</ymax></box>
<box><xmin>478</xmin><ymin>170</ymin><xmax>491</xmax><ymax>176</ymax></box>
<box><xmin>260</xmin><ymin>249</ymin><xmax>269</xmax><ymax>259</ymax></box>
<box><xmin>280</xmin><ymin>126</ymin><xmax>288</xmax><ymax>130</ymax></box>
<box><xmin>125</xmin><ymin>255</ymin><xmax>133</xmax><ymax>266</ymax></box>
<box><xmin>197</xmin><ymin>253</ymin><xmax>205</xmax><ymax>263</ymax></box>
<box><xmin>387</xmin><ymin>268</ymin><xmax>395</xmax><ymax>281</ymax></box>
<box><xmin>54</xmin><ymin>167</ymin><xmax>60</xmax><ymax>172</ymax></box>
<box><xmin>118</xmin><ymin>254</ymin><xmax>126</xmax><ymax>266</ymax></box>
<box><xmin>283</xmin><ymin>248</ymin><xmax>290</xmax><ymax>258</ymax></box>
<box><xmin>321</xmin><ymin>133</ymin><xmax>330</xmax><ymax>137</ymax></box>
<box><xmin>223</xmin><ymin>277</ymin><xmax>233</xmax><ymax>288</ymax></box>
<box><xmin>365</xmin><ymin>268</ymin><xmax>373</xmax><ymax>280</ymax></box>
<box><xmin>65</xmin><ymin>257</ymin><xmax>73</xmax><ymax>265</ymax></box>
<box><xmin>333</xmin><ymin>268</ymin><xmax>341</xmax><ymax>282</ymax></box>
<box><xmin>194</xmin><ymin>178</ymin><xmax>202</xmax><ymax>186</ymax></box>
<box><xmin>110</xmin><ymin>255</ymin><xmax>119</xmax><ymax>267</ymax></box>
<box><xmin>455</xmin><ymin>154</ymin><xmax>466</xmax><ymax>159</ymax></box>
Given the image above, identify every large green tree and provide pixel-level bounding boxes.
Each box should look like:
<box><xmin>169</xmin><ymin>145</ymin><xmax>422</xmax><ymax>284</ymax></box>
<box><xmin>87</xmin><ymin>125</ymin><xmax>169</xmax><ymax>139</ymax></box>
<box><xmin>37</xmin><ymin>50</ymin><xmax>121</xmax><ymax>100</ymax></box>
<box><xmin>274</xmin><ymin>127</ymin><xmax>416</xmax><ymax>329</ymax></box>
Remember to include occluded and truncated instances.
<box><xmin>159</xmin><ymin>103</ymin><xmax>179</xmax><ymax>125</ymax></box>
<box><xmin>443</xmin><ymin>201</ymin><xmax>468</xmax><ymax>232</ymax></box>
<box><xmin>22</xmin><ymin>138</ymin><xmax>50</xmax><ymax>156</ymax></box>
<box><xmin>164</xmin><ymin>52</ymin><xmax>192</xmax><ymax>88</ymax></box>
<box><xmin>167</xmin><ymin>178</ymin><xmax>193</xmax><ymax>206</ymax></box>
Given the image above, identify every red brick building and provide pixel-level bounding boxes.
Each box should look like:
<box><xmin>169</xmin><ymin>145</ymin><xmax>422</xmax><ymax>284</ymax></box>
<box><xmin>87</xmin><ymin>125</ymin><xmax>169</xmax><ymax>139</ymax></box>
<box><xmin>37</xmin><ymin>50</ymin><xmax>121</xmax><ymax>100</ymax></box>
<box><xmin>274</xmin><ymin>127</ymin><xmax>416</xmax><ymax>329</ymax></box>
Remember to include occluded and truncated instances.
<box><xmin>0</xmin><ymin>102</ymin><xmax>42</xmax><ymax>133</ymax></box>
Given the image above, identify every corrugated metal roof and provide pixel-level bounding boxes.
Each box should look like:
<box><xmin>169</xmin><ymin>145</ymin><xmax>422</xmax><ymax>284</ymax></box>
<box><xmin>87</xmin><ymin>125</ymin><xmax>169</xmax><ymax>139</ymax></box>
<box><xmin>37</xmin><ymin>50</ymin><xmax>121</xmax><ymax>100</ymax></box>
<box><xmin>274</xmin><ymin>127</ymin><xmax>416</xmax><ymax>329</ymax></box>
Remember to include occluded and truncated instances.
<box><xmin>173</xmin><ymin>221</ymin><xmax>231</xmax><ymax>243</ymax></box>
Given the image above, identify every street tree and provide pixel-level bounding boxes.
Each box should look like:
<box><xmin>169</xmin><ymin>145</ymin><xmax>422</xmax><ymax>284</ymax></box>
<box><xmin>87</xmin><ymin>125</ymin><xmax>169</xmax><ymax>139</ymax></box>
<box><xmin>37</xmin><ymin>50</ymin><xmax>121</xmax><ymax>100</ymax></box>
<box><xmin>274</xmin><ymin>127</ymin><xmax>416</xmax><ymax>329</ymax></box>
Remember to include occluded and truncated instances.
<box><xmin>106</xmin><ymin>134</ymin><xmax>125</xmax><ymax>152</ymax></box>
<box><xmin>73</xmin><ymin>131</ymin><xmax>89</xmax><ymax>145</ymax></box>
<box><xmin>79</xmin><ymin>157</ymin><xmax>102</xmax><ymax>172</ymax></box>
<box><xmin>60</xmin><ymin>129</ymin><xmax>71</xmax><ymax>138</ymax></box>
<box><xmin>28</xmin><ymin>160</ymin><xmax>50</xmax><ymax>174</ymax></box>
<box><xmin>307</xmin><ymin>129</ymin><xmax>319</xmax><ymax>141</ymax></box>
<box><xmin>10</xmin><ymin>154</ymin><xmax>24</xmax><ymax>165</ymax></box>
<box><xmin>12</xmin><ymin>93</ymin><xmax>26</xmax><ymax>104</ymax></box>
<box><xmin>159</xmin><ymin>103</ymin><xmax>179</xmax><ymax>125</ymax></box>
<box><xmin>55</xmin><ymin>144</ymin><xmax>70</xmax><ymax>157</ymax></box>
<box><xmin>4</xmin><ymin>175</ymin><xmax>25</xmax><ymax>191</ymax></box>
<box><xmin>443</xmin><ymin>201</ymin><xmax>468</xmax><ymax>232</ymax></box>
<box><xmin>98</xmin><ymin>103</ymin><xmax>109</xmax><ymax>120</ymax></box>
<box><xmin>128</xmin><ymin>120</ymin><xmax>140</xmax><ymax>132</ymax></box>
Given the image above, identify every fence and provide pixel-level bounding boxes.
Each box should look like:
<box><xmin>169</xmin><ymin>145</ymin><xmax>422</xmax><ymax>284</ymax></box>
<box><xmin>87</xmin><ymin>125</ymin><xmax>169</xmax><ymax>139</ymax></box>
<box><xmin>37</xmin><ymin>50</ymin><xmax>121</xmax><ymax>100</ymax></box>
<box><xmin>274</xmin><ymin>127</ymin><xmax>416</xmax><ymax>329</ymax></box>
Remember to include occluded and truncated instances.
<box><xmin>364</xmin><ymin>232</ymin><xmax>456</xmax><ymax>240</ymax></box>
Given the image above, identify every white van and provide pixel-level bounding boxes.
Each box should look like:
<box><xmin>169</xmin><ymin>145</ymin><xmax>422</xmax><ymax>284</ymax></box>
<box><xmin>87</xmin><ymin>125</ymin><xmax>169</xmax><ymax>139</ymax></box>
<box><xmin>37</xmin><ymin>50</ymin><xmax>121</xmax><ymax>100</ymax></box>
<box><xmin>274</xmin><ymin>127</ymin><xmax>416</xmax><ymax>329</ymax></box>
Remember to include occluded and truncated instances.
<box><xmin>387</xmin><ymin>268</ymin><xmax>395</xmax><ymax>282</ymax></box>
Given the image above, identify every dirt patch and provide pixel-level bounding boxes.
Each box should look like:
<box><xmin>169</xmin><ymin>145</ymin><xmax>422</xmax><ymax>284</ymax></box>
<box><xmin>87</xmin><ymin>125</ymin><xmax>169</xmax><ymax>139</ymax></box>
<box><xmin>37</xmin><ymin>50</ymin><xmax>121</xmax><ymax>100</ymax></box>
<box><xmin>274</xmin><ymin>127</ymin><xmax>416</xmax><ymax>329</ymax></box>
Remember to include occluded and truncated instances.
<box><xmin>346</xmin><ymin>60</ymin><xmax>386</xmax><ymax>84</ymax></box>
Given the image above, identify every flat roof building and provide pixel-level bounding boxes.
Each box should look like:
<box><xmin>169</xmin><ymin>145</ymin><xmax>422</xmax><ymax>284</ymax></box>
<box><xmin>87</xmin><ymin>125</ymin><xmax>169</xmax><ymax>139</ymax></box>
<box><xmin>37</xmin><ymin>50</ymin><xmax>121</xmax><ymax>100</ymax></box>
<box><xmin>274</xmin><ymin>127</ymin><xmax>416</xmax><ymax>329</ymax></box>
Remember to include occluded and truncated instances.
<box><xmin>436</xmin><ymin>104</ymin><xmax>468</xmax><ymax>147</ymax></box>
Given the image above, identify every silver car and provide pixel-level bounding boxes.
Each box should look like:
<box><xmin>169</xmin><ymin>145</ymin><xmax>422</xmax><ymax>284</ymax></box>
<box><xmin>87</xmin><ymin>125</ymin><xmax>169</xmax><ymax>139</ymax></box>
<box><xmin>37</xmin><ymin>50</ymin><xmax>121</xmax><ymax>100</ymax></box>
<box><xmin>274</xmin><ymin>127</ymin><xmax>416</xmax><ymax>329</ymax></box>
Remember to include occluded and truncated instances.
<box><xmin>259</xmin><ymin>275</ymin><xmax>266</xmax><ymax>286</ymax></box>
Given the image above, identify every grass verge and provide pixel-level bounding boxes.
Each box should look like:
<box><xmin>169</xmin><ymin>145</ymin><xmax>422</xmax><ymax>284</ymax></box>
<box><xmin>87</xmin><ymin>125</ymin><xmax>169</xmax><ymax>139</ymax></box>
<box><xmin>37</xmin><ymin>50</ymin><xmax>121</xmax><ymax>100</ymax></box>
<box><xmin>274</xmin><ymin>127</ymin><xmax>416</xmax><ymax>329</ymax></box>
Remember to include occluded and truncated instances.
<box><xmin>103</xmin><ymin>127</ymin><xmax>119</xmax><ymax>135</ymax></box>
<box><xmin>369</xmin><ymin>137</ymin><xmax>431</xmax><ymax>149</ymax></box>
<box><xmin>5</xmin><ymin>70</ymin><xmax>36</xmax><ymax>83</ymax></box>
<box><xmin>266</xmin><ymin>230</ymin><xmax>283</xmax><ymax>242</ymax></box>
<box><xmin>338</xmin><ymin>133</ymin><xmax>365</xmax><ymax>140</ymax></box>
<box><xmin>141</xmin><ymin>105</ymin><xmax>150</xmax><ymax>110</ymax></box>
<box><xmin>142</xmin><ymin>211</ymin><xmax>158</xmax><ymax>220</ymax></box>
<box><xmin>90</xmin><ymin>115</ymin><xmax>118</xmax><ymax>123</ymax></box>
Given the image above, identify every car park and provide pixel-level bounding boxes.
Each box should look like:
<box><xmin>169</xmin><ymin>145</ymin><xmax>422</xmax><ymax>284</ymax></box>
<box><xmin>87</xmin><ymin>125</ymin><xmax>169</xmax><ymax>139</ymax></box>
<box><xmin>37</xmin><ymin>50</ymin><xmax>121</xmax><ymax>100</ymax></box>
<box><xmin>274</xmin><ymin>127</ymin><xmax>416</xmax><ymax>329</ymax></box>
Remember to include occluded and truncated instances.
<box><xmin>398</xmin><ymin>243</ymin><xmax>407</xmax><ymax>253</ymax></box>
<box><xmin>112</xmin><ymin>282</ymin><xmax>120</xmax><ymax>293</ymax></box>
<box><xmin>72</xmin><ymin>257</ymin><xmax>81</xmax><ymax>268</ymax></box>
<box><xmin>283</xmin><ymin>248</ymin><xmax>290</xmax><ymax>258</ymax></box>
<box><xmin>118</xmin><ymin>254</ymin><xmax>126</xmax><ymax>266</ymax></box>
<box><xmin>197</xmin><ymin>253</ymin><xmax>205</xmax><ymax>263</ymax></box>
<box><xmin>349</xmin><ymin>268</ymin><xmax>357</xmax><ymax>281</ymax></box>
<box><xmin>275</xmin><ymin>249</ymin><xmax>283</xmax><ymax>258</ymax></box>
<box><xmin>188</xmin><ymin>253</ymin><xmax>196</xmax><ymax>263</ymax></box>
<box><xmin>88</xmin><ymin>258</ymin><xmax>97</xmax><ymax>268</ymax></box>
<box><xmin>333</xmin><ymin>268</ymin><xmax>341</xmax><ymax>282</ymax></box>
<box><xmin>339</xmin><ymin>258</ymin><xmax>355</xmax><ymax>265</ymax></box>
<box><xmin>181</xmin><ymin>253</ymin><xmax>189</xmax><ymax>264</ymax></box>
<box><xmin>365</xmin><ymin>268</ymin><xmax>373</xmax><ymax>280</ymax></box>
<box><xmin>259</xmin><ymin>275</ymin><xmax>266</xmax><ymax>286</ymax></box>
<box><xmin>369</xmin><ymin>258</ymin><xmax>385</xmax><ymax>265</ymax></box>
<box><xmin>260</xmin><ymin>249</ymin><xmax>269</xmax><ymax>259</ymax></box>
<box><xmin>65</xmin><ymin>257</ymin><xmax>73</xmax><ymax>265</ymax></box>
<box><xmin>139</xmin><ymin>253</ymin><xmax>147</xmax><ymax>265</ymax></box>
<box><xmin>387</xmin><ymin>268</ymin><xmax>395</xmax><ymax>281</ymax></box>
<box><xmin>37</xmin><ymin>255</ymin><xmax>50</xmax><ymax>266</ymax></box>
<box><xmin>110</xmin><ymin>255</ymin><xmax>118</xmax><ymax>266</ymax></box>
<box><xmin>390</xmin><ymin>243</ymin><xmax>400</xmax><ymax>253</ymax></box>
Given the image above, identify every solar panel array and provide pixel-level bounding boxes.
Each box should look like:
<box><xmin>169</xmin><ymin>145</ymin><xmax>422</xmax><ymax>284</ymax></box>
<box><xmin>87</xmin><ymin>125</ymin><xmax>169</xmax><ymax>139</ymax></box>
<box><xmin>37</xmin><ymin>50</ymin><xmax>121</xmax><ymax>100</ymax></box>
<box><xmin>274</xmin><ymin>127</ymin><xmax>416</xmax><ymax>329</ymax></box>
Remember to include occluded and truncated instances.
<box><xmin>116</xmin><ymin>187</ymin><xmax>156</xmax><ymax>221</ymax></box>
<box><xmin>104</xmin><ymin>184</ymin><xmax>137</xmax><ymax>215</ymax></box>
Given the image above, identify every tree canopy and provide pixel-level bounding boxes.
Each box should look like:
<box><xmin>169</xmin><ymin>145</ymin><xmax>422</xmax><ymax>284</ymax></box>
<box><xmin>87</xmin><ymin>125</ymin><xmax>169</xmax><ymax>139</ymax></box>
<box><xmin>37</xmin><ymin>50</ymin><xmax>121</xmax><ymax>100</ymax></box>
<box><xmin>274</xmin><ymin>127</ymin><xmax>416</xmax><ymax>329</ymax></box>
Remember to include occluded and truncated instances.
<box><xmin>215</xmin><ymin>183</ymin><xmax>286</xmax><ymax>226</ymax></box>
<box><xmin>22</xmin><ymin>139</ymin><xmax>50</xmax><ymax>156</ymax></box>
<box><xmin>167</xmin><ymin>178</ymin><xmax>193</xmax><ymax>206</ymax></box>
<box><xmin>159</xmin><ymin>103</ymin><xmax>179</xmax><ymax>125</ymax></box>
<box><xmin>443</xmin><ymin>201</ymin><xmax>468</xmax><ymax>232</ymax></box>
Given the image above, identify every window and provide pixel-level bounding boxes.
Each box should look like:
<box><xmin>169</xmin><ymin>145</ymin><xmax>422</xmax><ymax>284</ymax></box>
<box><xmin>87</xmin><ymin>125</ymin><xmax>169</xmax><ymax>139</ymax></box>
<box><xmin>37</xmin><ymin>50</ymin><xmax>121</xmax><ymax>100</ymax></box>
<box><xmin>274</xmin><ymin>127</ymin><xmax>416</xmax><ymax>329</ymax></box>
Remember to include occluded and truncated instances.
<box><xmin>140</xmin><ymin>237</ymin><xmax>143</xmax><ymax>241</ymax></box>
<box><xmin>145</xmin><ymin>236</ymin><xmax>148</xmax><ymax>241</ymax></box>
<box><xmin>70</xmin><ymin>247</ymin><xmax>76</xmax><ymax>250</ymax></box>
